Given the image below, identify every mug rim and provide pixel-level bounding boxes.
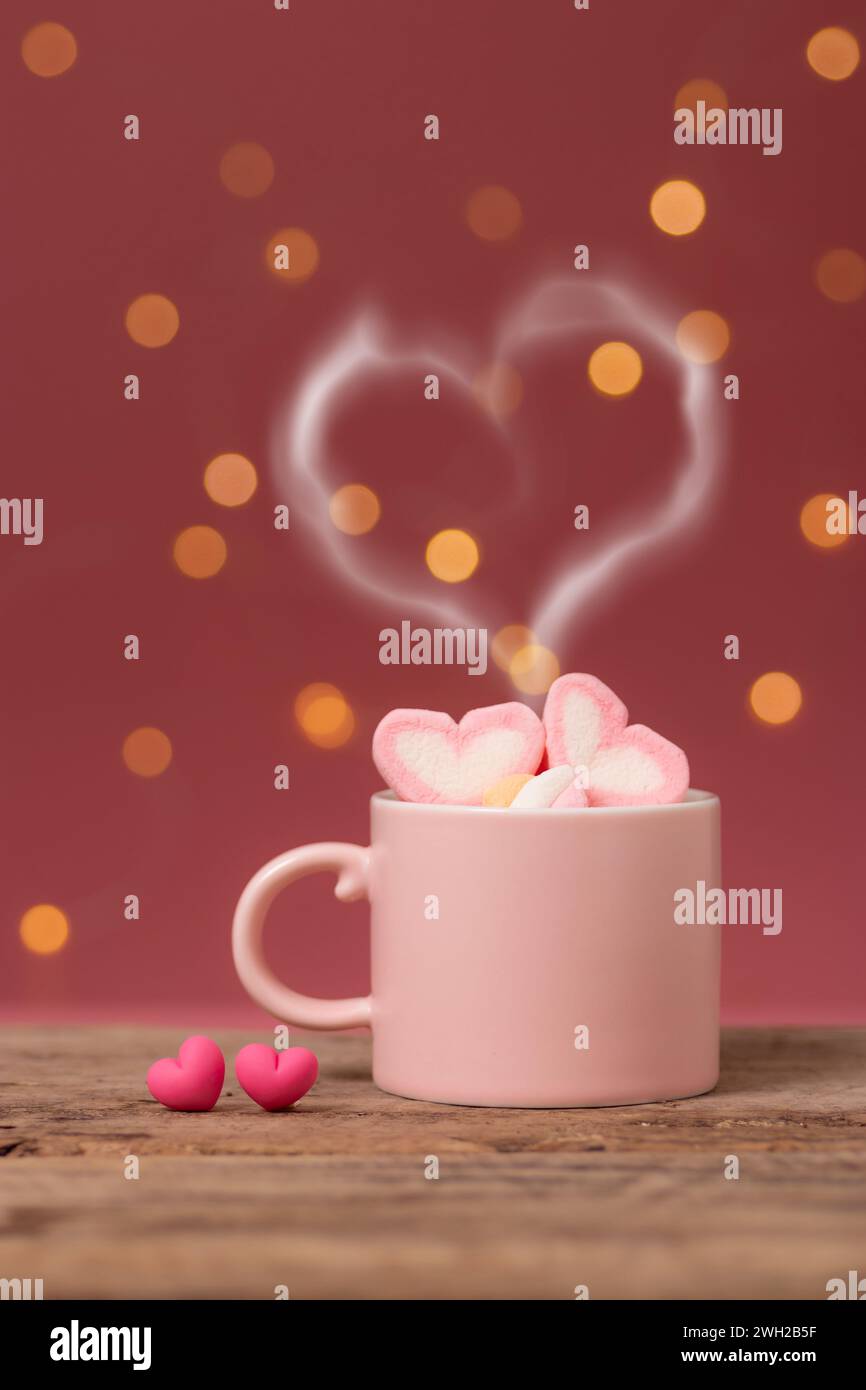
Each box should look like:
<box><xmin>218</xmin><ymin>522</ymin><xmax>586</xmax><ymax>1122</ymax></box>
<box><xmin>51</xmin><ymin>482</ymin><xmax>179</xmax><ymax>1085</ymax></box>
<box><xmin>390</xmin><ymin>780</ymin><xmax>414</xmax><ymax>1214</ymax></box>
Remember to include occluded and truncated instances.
<box><xmin>372</xmin><ymin>787</ymin><xmax>719</xmax><ymax>818</ymax></box>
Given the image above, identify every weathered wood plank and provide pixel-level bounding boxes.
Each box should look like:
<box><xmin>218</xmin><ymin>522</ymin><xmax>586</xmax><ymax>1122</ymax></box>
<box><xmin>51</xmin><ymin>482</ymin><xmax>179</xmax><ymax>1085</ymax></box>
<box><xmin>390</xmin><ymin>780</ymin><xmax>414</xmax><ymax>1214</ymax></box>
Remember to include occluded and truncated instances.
<box><xmin>0</xmin><ymin>1027</ymin><xmax>863</xmax><ymax>1299</ymax></box>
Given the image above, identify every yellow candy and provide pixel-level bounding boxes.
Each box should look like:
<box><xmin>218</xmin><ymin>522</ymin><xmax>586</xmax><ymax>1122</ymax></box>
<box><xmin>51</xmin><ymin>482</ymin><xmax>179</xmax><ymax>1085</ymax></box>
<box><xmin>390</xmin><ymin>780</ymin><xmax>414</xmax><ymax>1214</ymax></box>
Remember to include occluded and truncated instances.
<box><xmin>482</xmin><ymin>773</ymin><xmax>533</xmax><ymax>808</ymax></box>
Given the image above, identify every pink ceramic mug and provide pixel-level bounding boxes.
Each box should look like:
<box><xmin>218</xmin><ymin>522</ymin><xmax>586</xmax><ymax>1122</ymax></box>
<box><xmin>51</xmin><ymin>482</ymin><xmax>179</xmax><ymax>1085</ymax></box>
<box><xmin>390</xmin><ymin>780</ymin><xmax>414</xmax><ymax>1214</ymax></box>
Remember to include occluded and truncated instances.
<box><xmin>232</xmin><ymin>789</ymin><xmax>721</xmax><ymax>1108</ymax></box>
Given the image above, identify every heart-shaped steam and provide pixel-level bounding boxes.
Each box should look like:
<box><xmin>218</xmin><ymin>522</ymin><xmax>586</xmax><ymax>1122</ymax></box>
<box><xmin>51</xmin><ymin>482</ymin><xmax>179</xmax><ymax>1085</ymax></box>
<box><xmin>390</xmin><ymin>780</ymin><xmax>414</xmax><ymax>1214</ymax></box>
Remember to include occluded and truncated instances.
<box><xmin>271</xmin><ymin>276</ymin><xmax>724</xmax><ymax>654</ymax></box>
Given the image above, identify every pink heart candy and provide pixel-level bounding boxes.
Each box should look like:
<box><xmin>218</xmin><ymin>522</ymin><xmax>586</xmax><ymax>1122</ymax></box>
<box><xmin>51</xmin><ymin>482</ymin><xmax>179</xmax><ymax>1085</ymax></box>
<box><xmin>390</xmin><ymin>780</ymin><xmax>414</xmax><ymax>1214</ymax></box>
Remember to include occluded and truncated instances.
<box><xmin>146</xmin><ymin>1035</ymin><xmax>225</xmax><ymax>1112</ymax></box>
<box><xmin>373</xmin><ymin>702</ymin><xmax>545</xmax><ymax>805</ymax></box>
<box><xmin>543</xmin><ymin>674</ymin><xmax>689</xmax><ymax>807</ymax></box>
<box><xmin>235</xmin><ymin>1044</ymin><xmax>318</xmax><ymax>1112</ymax></box>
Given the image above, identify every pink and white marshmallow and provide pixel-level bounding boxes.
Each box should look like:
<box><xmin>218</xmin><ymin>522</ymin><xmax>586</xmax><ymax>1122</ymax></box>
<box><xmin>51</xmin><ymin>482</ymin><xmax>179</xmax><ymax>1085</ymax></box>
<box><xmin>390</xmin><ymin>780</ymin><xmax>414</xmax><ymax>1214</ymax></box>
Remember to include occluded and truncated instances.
<box><xmin>550</xmin><ymin>776</ymin><xmax>591</xmax><ymax>809</ymax></box>
<box><xmin>509</xmin><ymin>763</ymin><xmax>578</xmax><ymax>809</ymax></box>
<box><xmin>373</xmin><ymin>702</ymin><xmax>545</xmax><ymax>805</ymax></box>
<box><xmin>543</xmin><ymin>673</ymin><xmax>688</xmax><ymax>807</ymax></box>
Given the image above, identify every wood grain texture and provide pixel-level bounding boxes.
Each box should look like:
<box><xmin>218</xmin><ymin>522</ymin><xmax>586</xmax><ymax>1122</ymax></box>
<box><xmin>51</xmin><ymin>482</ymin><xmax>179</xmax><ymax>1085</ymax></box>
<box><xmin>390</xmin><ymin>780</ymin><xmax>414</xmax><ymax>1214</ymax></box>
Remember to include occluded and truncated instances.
<box><xmin>0</xmin><ymin>1026</ymin><xmax>864</xmax><ymax>1300</ymax></box>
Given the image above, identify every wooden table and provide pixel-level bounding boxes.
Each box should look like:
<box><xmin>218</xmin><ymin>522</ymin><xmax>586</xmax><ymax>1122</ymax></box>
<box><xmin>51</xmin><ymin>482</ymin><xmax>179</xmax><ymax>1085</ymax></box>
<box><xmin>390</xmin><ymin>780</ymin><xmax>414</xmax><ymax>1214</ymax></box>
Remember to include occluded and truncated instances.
<box><xmin>1</xmin><ymin>1026</ymin><xmax>864</xmax><ymax>1300</ymax></box>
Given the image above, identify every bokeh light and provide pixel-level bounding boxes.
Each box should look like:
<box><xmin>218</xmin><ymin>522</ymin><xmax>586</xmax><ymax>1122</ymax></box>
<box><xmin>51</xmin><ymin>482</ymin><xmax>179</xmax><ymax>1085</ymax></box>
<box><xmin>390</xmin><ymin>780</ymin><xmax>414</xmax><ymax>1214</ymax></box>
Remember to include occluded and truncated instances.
<box><xmin>265</xmin><ymin>227</ymin><xmax>320</xmax><ymax>283</ymax></box>
<box><xmin>588</xmin><ymin>341</ymin><xmax>643</xmax><ymax>397</ymax></box>
<box><xmin>815</xmin><ymin>248</ymin><xmax>866</xmax><ymax>304</ymax></box>
<box><xmin>328</xmin><ymin>484</ymin><xmax>381</xmax><ymax>535</ymax></box>
<box><xmin>219</xmin><ymin>142</ymin><xmax>275</xmax><ymax>197</ymax></box>
<box><xmin>492</xmin><ymin>624</ymin><xmax>536</xmax><ymax>671</ymax></box>
<box><xmin>465</xmin><ymin>185</ymin><xmax>523</xmax><ymax>241</ymax></box>
<box><xmin>295</xmin><ymin>683</ymin><xmax>356</xmax><ymax>749</ymax></box>
<box><xmin>473</xmin><ymin>363</ymin><xmax>524</xmax><ymax>417</ymax></box>
<box><xmin>204</xmin><ymin>454</ymin><xmax>258</xmax><ymax>507</ymax></box>
<box><xmin>807</xmin><ymin>27</ymin><xmax>860</xmax><ymax>81</ymax></box>
<box><xmin>19</xmin><ymin>904</ymin><xmax>69</xmax><ymax>955</ymax></box>
<box><xmin>21</xmin><ymin>22</ymin><xmax>77</xmax><ymax>77</ymax></box>
<box><xmin>123</xmin><ymin>727</ymin><xmax>173</xmax><ymax>777</ymax></box>
<box><xmin>674</xmin><ymin>78</ymin><xmax>728</xmax><ymax>112</ymax></box>
<box><xmin>749</xmin><ymin>672</ymin><xmax>803</xmax><ymax>726</ymax></box>
<box><xmin>800</xmin><ymin>492</ymin><xmax>849</xmax><ymax>549</ymax></box>
<box><xmin>675</xmin><ymin>310</ymin><xmax>731</xmax><ymax>364</ymax></box>
<box><xmin>425</xmin><ymin>528</ymin><xmax>480</xmax><ymax>582</ymax></box>
<box><xmin>125</xmin><ymin>294</ymin><xmax>180</xmax><ymax>348</ymax></box>
<box><xmin>650</xmin><ymin>180</ymin><xmax>706</xmax><ymax>236</ymax></box>
<box><xmin>509</xmin><ymin>643</ymin><xmax>560</xmax><ymax>696</ymax></box>
<box><xmin>173</xmin><ymin>525</ymin><xmax>227</xmax><ymax>578</ymax></box>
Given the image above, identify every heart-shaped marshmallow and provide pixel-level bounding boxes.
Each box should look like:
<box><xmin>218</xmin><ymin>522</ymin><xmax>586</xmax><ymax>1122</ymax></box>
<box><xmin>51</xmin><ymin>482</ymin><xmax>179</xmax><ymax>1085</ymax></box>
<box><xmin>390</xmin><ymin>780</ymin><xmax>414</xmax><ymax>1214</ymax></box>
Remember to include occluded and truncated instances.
<box><xmin>585</xmin><ymin>724</ymin><xmax>689</xmax><ymax>807</ymax></box>
<box><xmin>543</xmin><ymin>674</ymin><xmax>689</xmax><ymax>807</ymax></box>
<box><xmin>146</xmin><ymin>1035</ymin><xmax>225</xmax><ymax>1112</ymax></box>
<box><xmin>542</xmin><ymin>673</ymin><xmax>628</xmax><ymax>769</ymax></box>
<box><xmin>373</xmin><ymin>702</ymin><xmax>544</xmax><ymax>805</ymax></box>
<box><xmin>235</xmin><ymin>1044</ymin><xmax>318</xmax><ymax>1112</ymax></box>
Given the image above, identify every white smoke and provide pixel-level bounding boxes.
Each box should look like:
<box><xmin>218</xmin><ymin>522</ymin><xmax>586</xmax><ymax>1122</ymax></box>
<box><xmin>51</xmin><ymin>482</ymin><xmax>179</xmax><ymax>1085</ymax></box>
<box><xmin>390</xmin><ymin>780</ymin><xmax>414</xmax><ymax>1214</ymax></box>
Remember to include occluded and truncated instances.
<box><xmin>272</xmin><ymin>274</ymin><xmax>724</xmax><ymax>653</ymax></box>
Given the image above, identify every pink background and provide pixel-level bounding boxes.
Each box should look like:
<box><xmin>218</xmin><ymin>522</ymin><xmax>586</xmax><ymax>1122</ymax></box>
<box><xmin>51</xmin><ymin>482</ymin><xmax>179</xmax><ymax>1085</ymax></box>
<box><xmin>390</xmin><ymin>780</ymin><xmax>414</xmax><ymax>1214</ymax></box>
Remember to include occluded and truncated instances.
<box><xmin>2</xmin><ymin>0</ymin><xmax>864</xmax><ymax>1026</ymax></box>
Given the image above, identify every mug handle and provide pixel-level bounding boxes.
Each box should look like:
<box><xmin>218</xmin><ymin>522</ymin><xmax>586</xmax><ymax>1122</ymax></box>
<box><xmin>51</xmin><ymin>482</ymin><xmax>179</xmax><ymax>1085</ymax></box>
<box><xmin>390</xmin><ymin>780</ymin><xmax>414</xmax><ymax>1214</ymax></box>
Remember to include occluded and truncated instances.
<box><xmin>232</xmin><ymin>843</ymin><xmax>372</xmax><ymax>1030</ymax></box>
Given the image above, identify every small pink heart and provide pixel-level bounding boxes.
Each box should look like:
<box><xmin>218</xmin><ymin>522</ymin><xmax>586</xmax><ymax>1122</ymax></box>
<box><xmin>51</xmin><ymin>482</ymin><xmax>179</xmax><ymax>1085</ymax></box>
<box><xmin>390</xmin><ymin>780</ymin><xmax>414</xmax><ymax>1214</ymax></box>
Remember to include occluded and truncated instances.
<box><xmin>146</xmin><ymin>1035</ymin><xmax>225</xmax><ymax>1112</ymax></box>
<box><xmin>373</xmin><ymin>702</ymin><xmax>544</xmax><ymax>804</ymax></box>
<box><xmin>235</xmin><ymin>1044</ymin><xmax>318</xmax><ymax>1112</ymax></box>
